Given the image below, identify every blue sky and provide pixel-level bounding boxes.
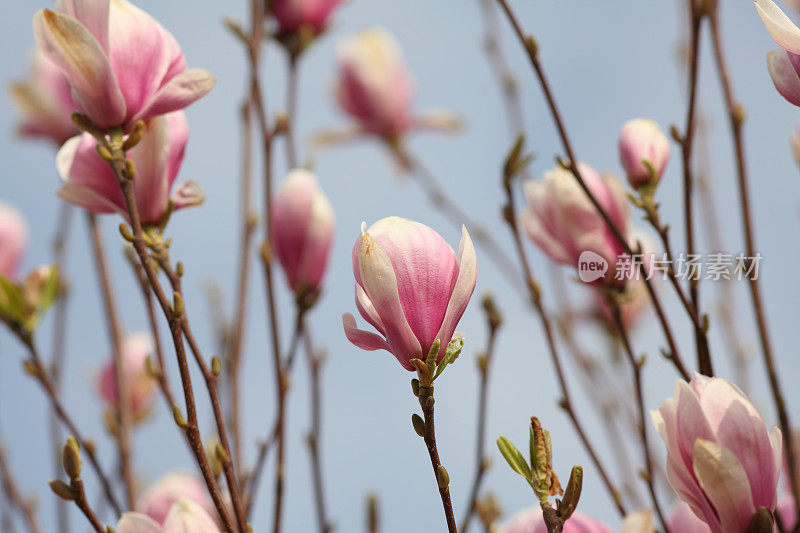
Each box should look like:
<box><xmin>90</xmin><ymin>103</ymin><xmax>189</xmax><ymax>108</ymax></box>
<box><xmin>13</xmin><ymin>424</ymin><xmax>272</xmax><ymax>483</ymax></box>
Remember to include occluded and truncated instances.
<box><xmin>1</xmin><ymin>1</ymin><xmax>799</xmax><ymax>531</ymax></box>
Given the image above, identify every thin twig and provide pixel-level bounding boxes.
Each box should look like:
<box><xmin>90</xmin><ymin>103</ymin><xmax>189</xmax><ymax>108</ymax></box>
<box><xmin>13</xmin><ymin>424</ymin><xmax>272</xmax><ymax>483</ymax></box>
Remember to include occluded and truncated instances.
<box><xmin>493</xmin><ymin>0</ymin><xmax>691</xmax><ymax>381</ymax></box>
<box><xmin>69</xmin><ymin>477</ymin><xmax>105</xmax><ymax>533</ymax></box>
<box><xmin>605</xmin><ymin>293</ymin><xmax>667</xmax><ymax>532</ymax></box>
<box><xmin>302</xmin><ymin>323</ymin><xmax>331</xmax><ymax>533</ymax></box>
<box><xmin>85</xmin><ymin>213</ymin><xmax>135</xmax><ymax>508</ymax></box>
<box><xmin>501</xmin><ymin>175</ymin><xmax>627</xmax><ymax>517</ymax></box>
<box><xmin>706</xmin><ymin>0</ymin><xmax>800</xmax><ymax>520</ymax></box>
<box><xmin>18</xmin><ymin>334</ymin><xmax>122</xmax><ymax>515</ymax></box>
<box><xmin>679</xmin><ymin>0</ymin><xmax>712</xmax><ymax>376</ymax></box>
<box><xmin>0</xmin><ymin>440</ymin><xmax>42</xmax><ymax>533</ymax></box>
<box><xmin>460</xmin><ymin>297</ymin><xmax>501</xmax><ymax>533</ymax></box>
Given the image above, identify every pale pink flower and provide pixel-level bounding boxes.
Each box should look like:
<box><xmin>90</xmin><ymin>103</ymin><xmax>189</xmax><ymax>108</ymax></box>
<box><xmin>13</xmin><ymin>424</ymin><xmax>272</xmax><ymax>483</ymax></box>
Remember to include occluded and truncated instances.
<box><xmin>56</xmin><ymin>111</ymin><xmax>203</xmax><ymax>224</ymax></box>
<box><xmin>342</xmin><ymin>217</ymin><xmax>477</xmax><ymax>370</ymax></box>
<box><xmin>520</xmin><ymin>163</ymin><xmax>630</xmax><ymax>285</ymax></box>
<box><xmin>335</xmin><ymin>28</ymin><xmax>415</xmax><ymax>139</ymax></box>
<box><xmin>0</xmin><ymin>203</ymin><xmax>29</xmax><ymax>280</ymax></box>
<box><xmin>271</xmin><ymin>169</ymin><xmax>335</xmax><ymax>294</ymax></box>
<box><xmin>97</xmin><ymin>333</ymin><xmax>157</xmax><ymax>421</ymax></box>
<box><xmin>9</xmin><ymin>50</ymin><xmax>78</xmax><ymax>146</ymax></box>
<box><xmin>497</xmin><ymin>507</ymin><xmax>613</xmax><ymax>533</ymax></box>
<box><xmin>618</xmin><ymin>119</ymin><xmax>669</xmax><ymax>188</ymax></box>
<box><xmin>756</xmin><ymin>0</ymin><xmax>800</xmax><ymax>106</ymax></box>
<box><xmin>33</xmin><ymin>0</ymin><xmax>215</xmax><ymax>130</ymax></box>
<box><xmin>667</xmin><ymin>501</ymin><xmax>711</xmax><ymax>533</ymax></box>
<box><xmin>271</xmin><ymin>0</ymin><xmax>343</xmax><ymax>36</ymax></box>
<box><xmin>135</xmin><ymin>473</ymin><xmax>217</xmax><ymax>526</ymax></box>
<box><xmin>651</xmin><ymin>374</ymin><xmax>782</xmax><ymax>533</ymax></box>
<box><xmin>118</xmin><ymin>498</ymin><xmax>220</xmax><ymax>533</ymax></box>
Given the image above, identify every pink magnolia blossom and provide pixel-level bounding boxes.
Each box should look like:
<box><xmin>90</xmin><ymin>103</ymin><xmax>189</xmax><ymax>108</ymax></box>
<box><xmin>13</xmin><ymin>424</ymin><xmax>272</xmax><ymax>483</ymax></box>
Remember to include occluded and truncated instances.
<box><xmin>136</xmin><ymin>473</ymin><xmax>217</xmax><ymax>526</ymax></box>
<box><xmin>9</xmin><ymin>50</ymin><xmax>78</xmax><ymax>145</ymax></box>
<box><xmin>777</xmin><ymin>497</ymin><xmax>798</xmax><ymax>530</ymax></box>
<box><xmin>271</xmin><ymin>169</ymin><xmax>335</xmax><ymax>294</ymax></box>
<box><xmin>497</xmin><ymin>507</ymin><xmax>613</xmax><ymax>533</ymax></box>
<box><xmin>0</xmin><ymin>203</ymin><xmax>29</xmax><ymax>280</ymax></box>
<box><xmin>33</xmin><ymin>0</ymin><xmax>215</xmax><ymax>130</ymax></box>
<box><xmin>520</xmin><ymin>163</ymin><xmax>630</xmax><ymax>285</ymax></box>
<box><xmin>56</xmin><ymin>111</ymin><xmax>203</xmax><ymax>224</ymax></box>
<box><xmin>97</xmin><ymin>333</ymin><xmax>157</xmax><ymax>421</ymax></box>
<box><xmin>651</xmin><ymin>374</ymin><xmax>782</xmax><ymax>533</ymax></box>
<box><xmin>271</xmin><ymin>0</ymin><xmax>343</xmax><ymax>36</ymax></box>
<box><xmin>342</xmin><ymin>217</ymin><xmax>477</xmax><ymax>370</ymax></box>
<box><xmin>756</xmin><ymin>0</ymin><xmax>800</xmax><ymax>106</ymax></box>
<box><xmin>667</xmin><ymin>501</ymin><xmax>711</xmax><ymax>533</ymax></box>
<box><xmin>118</xmin><ymin>498</ymin><xmax>220</xmax><ymax>533</ymax></box>
<box><xmin>618</xmin><ymin>118</ymin><xmax>669</xmax><ymax>188</ymax></box>
<box><xmin>335</xmin><ymin>28</ymin><xmax>415</xmax><ymax>139</ymax></box>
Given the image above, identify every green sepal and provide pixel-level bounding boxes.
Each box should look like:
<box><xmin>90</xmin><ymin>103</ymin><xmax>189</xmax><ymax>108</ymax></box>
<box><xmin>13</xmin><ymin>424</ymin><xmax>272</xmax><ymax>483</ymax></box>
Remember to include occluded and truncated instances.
<box><xmin>432</xmin><ymin>337</ymin><xmax>464</xmax><ymax>382</ymax></box>
<box><xmin>497</xmin><ymin>436</ymin><xmax>532</xmax><ymax>484</ymax></box>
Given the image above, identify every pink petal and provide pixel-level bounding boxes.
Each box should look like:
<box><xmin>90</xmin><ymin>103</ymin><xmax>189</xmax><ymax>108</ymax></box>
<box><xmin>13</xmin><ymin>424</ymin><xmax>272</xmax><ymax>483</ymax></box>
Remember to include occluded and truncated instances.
<box><xmin>433</xmin><ymin>226</ymin><xmax>477</xmax><ymax>359</ymax></box>
<box><xmin>756</xmin><ymin>0</ymin><xmax>800</xmax><ymax>55</ymax></box>
<box><xmin>107</xmin><ymin>0</ymin><xmax>173</xmax><ymax>124</ymax></box>
<box><xmin>56</xmin><ymin>134</ymin><xmax>127</xmax><ymax>214</ymax></box>
<box><xmin>357</xmin><ymin>232</ymin><xmax>422</xmax><ymax>367</ymax></box>
<box><xmin>342</xmin><ymin>313</ymin><xmax>390</xmax><ymax>353</ymax></box>
<box><xmin>693</xmin><ymin>439</ymin><xmax>756</xmax><ymax>532</ymax></box>
<box><xmin>164</xmin><ymin>112</ymin><xmax>189</xmax><ymax>186</ymax></box>
<box><xmin>355</xmin><ymin>283</ymin><xmax>385</xmax><ymax>335</ymax></box>
<box><xmin>294</xmin><ymin>185</ymin><xmax>335</xmax><ymax>291</ymax></box>
<box><xmin>161</xmin><ymin>498</ymin><xmax>220</xmax><ymax>533</ymax></box>
<box><xmin>129</xmin><ymin>115</ymin><xmax>171</xmax><ymax>223</ymax></box>
<box><xmin>34</xmin><ymin>9</ymin><xmax>126</xmax><ymax>128</ymax></box>
<box><xmin>667</xmin><ymin>501</ymin><xmax>712</xmax><ymax>533</ymax></box>
<box><xmin>171</xmin><ymin>181</ymin><xmax>205</xmax><ymax>210</ymax></box>
<box><xmin>271</xmin><ymin>170</ymin><xmax>316</xmax><ymax>288</ymax></box>
<box><xmin>54</xmin><ymin>0</ymin><xmax>109</xmax><ymax>51</ymax></box>
<box><xmin>116</xmin><ymin>512</ymin><xmax>163</xmax><ymax>533</ymax></box>
<box><xmin>675</xmin><ymin>380</ymin><xmax>716</xmax><ymax>472</ymax></box>
<box><xmin>767</xmin><ymin>50</ymin><xmax>800</xmax><ymax>106</ymax></box>
<box><xmin>133</xmin><ymin>69</ymin><xmax>216</xmax><ymax>124</ymax></box>
<box><xmin>367</xmin><ymin>217</ymin><xmax>458</xmax><ymax>353</ymax></box>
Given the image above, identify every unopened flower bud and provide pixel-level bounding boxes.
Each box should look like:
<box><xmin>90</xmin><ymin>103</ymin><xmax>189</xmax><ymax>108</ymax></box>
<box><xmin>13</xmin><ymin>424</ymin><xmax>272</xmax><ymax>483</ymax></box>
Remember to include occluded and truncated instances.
<box><xmin>619</xmin><ymin>118</ymin><xmax>670</xmax><ymax>189</ymax></box>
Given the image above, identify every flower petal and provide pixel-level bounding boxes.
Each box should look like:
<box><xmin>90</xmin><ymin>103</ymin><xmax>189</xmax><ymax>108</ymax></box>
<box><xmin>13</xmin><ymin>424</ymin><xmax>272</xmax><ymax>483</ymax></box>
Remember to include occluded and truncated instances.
<box><xmin>756</xmin><ymin>0</ymin><xmax>800</xmax><ymax>55</ymax></box>
<box><xmin>619</xmin><ymin>509</ymin><xmax>653</xmax><ymax>533</ymax></box>
<box><xmin>133</xmin><ymin>68</ymin><xmax>216</xmax><ymax>124</ymax></box>
<box><xmin>358</xmin><ymin>232</ymin><xmax>421</xmax><ymax>367</ymax></box>
<box><xmin>767</xmin><ymin>50</ymin><xmax>800</xmax><ymax>106</ymax></box>
<box><xmin>355</xmin><ymin>283</ymin><xmax>385</xmax><ymax>335</ymax></box>
<box><xmin>171</xmin><ymin>181</ymin><xmax>205</xmax><ymax>210</ymax></box>
<box><xmin>433</xmin><ymin>225</ymin><xmax>477</xmax><ymax>358</ymax></box>
<box><xmin>34</xmin><ymin>9</ymin><xmax>125</xmax><ymax>128</ymax></box>
<box><xmin>54</xmin><ymin>0</ymin><xmax>109</xmax><ymax>51</ymax></box>
<box><xmin>116</xmin><ymin>512</ymin><xmax>162</xmax><ymax>533</ymax></box>
<box><xmin>342</xmin><ymin>313</ymin><xmax>390</xmax><ymax>353</ymax></box>
<box><xmin>162</xmin><ymin>498</ymin><xmax>220</xmax><ymax>533</ymax></box>
<box><xmin>129</xmin><ymin>115</ymin><xmax>171</xmax><ymax>223</ymax></box>
<box><xmin>693</xmin><ymin>439</ymin><xmax>756</xmax><ymax>533</ymax></box>
<box><xmin>56</xmin><ymin>134</ymin><xmax>127</xmax><ymax>214</ymax></box>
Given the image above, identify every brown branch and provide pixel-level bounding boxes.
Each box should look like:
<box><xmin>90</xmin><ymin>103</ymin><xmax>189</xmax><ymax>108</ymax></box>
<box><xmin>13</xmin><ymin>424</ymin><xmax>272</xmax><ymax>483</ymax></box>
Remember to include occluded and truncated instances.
<box><xmin>106</xmin><ymin>151</ymin><xmax>236</xmax><ymax>532</ymax></box>
<box><xmin>459</xmin><ymin>296</ymin><xmax>501</xmax><ymax>533</ymax></box>
<box><xmin>493</xmin><ymin>0</ymin><xmax>691</xmax><ymax>381</ymax></box>
<box><xmin>604</xmin><ymin>292</ymin><xmax>667</xmax><ymax>532</ymax></box>
<box><xmin>416</xmin><ymin>382</ymin><xmax>458</xmax><ymax>533</ymax></box>
<box><xmin>706</xmin><ymin>0</ymin><xmax>800</xmax><ymax>519</ymax></box>
<box><xmin>301</xmin><ymin>323</ymin><xmax>331</xmax><ymax>533</ymax></box>
<box><xmin>18</xmin><ymin>334</ymin><xmax>122</xmax><ymax>515</ymax></box>
<box><xmin>679</xmin><ymin>0</ymin><xmax>712</xmax><ymax>376</ymax></box>
<box><xmin>85</xmin><ymin>213</ymin><xmax>135</xmax><ymax>508</ymax></box>
<box><xmin>228</xmin><ymin>100</ymin><xmax>257</xmax><ymax>477</ymax></box>
<box><xmin>69</xmin><ymin>477</ymin><xmax>105</xmax><ymax>533</ymax></box>
<box><xmin>501</xmin><ymin>174</ymin><xmax>627</xmax><ymax>518</ymax></box>
<box><xmin>0</xmin><ymin>440</ymin><xmax>42</xmax><ymax>533</ymax></box>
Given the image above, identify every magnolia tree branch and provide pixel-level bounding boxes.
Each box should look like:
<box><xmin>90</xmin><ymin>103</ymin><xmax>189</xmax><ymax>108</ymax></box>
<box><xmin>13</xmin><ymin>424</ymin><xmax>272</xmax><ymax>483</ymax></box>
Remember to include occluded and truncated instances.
<box><xmin>706</xmin><ymin>0</ymin><xmax>800</xmax><ymax>518</ymax></box>
<box><xmin>493</xmin><ymin>0</ymin><xmax>693</xmax><ymax>381</ymax></box>
<box><xmin>605</xmin><ymin>293</ymin><xmax>667</xmax><ymax>531</ymax></box>
<box><xmin>85</xmin><ymin>213</ymin><xmax>135</xmax><ymax>508</ymax></box>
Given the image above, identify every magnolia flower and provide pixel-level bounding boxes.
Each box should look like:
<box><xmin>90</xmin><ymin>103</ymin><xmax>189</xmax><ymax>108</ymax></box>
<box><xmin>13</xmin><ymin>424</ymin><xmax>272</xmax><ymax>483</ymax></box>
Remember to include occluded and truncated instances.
<box><xmin>56</xmin><ymin>111</ymin><xmax>203</xmax><ymax>224</ymax></box>
<box><xmin>0</xmin><ymin>203</ymin><xmax>28</xmax><ymax>279</ymax></box>
<box><xmin>342</xmin><ymin>217</ymin><xmax>476</xmax><ymax>370</ymax></box>
<box><xmin>618</xmin><ymin>119</ymin><xmax>669</xmax><ymax>189</ymax></box>
<box><xmin>652</xmin><ymin>374</ymin><xmax>782</xmax><ymax>533</ymax></box>
<box><xmin>335</xmin><ymin>28</ymin><xmax>415</xmax><ymax>138</ymax></box>
<box><xmin>777</xmin><ymin>497</ymin><xmax>798</xmax><ymax>530</ymax></box>
<box><xmin>136</xmin><ymin>473</ymin><xmax>217</xmax><ymax>526</ymax></box>
<box><xmin>497</xmin><ymin>507</ymin><xmax>613</xmax><ymax>533</ymax></box>
<box><xmin>33</xmin><ymin>0</ymin><xmax>215</xmax><ymax>130</ymax></box>
<box><xmin>9</xmin><ymin>50</ymin><xmax>78</xmax><ymax>145</ymax></box>
<box><xmin>97</xmin><ymin>333</ymin><xmax>157</xmax><ymax>421</ymax></box>
<box><xmin>756</xmin><ymin>0</ymin><xmax>800</xmax><ymax>106</ymax></box>
<box><xmin>118</xmin><ymin>498</ymin><xmax>220</xmax><ymax>533</ymax></box>
<box><xmin>271</xmin><ymin>0</ymin><xmax>343</xmax><ymax>36</ymax></box>
<box><xmin>667</xmin><ymin>502</ymin><xmax>711</xmax><ymax>533</ymax></box>
<box><xmin>271</xmin><ymin>169</ymin><xmax>335</xmax><ymax>294</ymax></box>
<box><xmin>594</xmin><ymin>277</ymin><xmax>650</xmax><ymax>331</ymax></box>
<box><xmin>521</xmin><ymin>163</ymin><xmax>630</xmax><ymax>285</ymax></box>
